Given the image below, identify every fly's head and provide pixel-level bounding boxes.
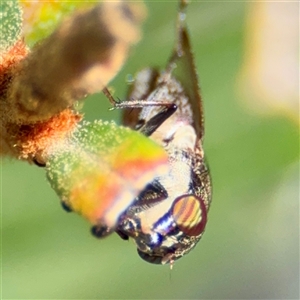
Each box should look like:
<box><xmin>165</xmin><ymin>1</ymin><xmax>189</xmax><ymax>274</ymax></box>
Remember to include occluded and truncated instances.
<box><xmin>117</xmin><ymin>149</ymin><xmax>211</xmax><ymax>265</ymax></box>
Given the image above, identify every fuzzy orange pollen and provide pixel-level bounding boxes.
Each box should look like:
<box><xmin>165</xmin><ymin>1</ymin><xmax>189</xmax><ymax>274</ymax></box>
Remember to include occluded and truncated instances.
<box><xmin>8</xmin><ymin>109</ymin><xmax>82</xmax><ymax>161</ymax></box>
<box><xmin>0</xmin><ymin>40</ymin><xmax>28</xmax><ymax>99</ymax></box>
<box><xmin>1</xmin><ymin>40</ymin><xmax>82</xmax><ymax>161</ymax></box>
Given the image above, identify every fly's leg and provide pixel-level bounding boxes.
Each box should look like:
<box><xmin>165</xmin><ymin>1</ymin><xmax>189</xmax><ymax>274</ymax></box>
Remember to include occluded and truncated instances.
<box><xmin>103</xmin><ymin>87</ymin><xmax>177</xmax><ymax>137</ymax></box>
<box><xmin>115</xmin><ymin>230</ymin><xmax>129</xmax><ymax>240</ymax></box>
<box><xmin>91</xmin><ymin>224</ymin><xmax>115</xmax><ymax>239</ymax></box>
<box><xmin>61</xmin><ymin>201</ymin><xmax>73</xmax><ymax>213</ymax></box>
<box><xmin>91</xmin><ymin>224</ymin><xmax>130</xmax><ymax>240</ymax></box>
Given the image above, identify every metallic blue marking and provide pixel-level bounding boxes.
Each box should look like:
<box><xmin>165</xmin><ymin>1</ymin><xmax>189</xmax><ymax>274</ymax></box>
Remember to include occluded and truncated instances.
<box><xmin>153</xmin><ymin>212</ymin><xmax>174</xmax><ymax>235</ymax></box>
<box><xmin>148</xmin><ymin>232</ymin><xmax>163</xmax><ymax>247</ymax></box>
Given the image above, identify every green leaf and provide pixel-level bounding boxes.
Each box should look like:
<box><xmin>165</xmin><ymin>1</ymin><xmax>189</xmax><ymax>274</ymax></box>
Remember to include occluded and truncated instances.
<box><xmin>0</xmin><ymin>0</ymin><xmax>22</xmax><ymax>52</ymax></box>
<box><xmin>46</xmin><ymin>120</ymin><xmax>169</xmax><ymax>227</ymax></box>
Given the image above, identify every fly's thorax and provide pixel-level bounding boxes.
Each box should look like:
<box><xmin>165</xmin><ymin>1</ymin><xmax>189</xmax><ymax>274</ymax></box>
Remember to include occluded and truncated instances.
<box><xmin>152</xmin><ymin>123</ymin><xmax>197</xmax><ymax>154</ymax></box>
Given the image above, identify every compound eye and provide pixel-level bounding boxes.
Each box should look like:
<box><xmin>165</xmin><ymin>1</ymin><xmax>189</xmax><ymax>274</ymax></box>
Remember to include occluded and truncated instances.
<box><xmin>171</xmin><ymin>194</ymin><xmax>207</xmax><ymax>236</ymax></box>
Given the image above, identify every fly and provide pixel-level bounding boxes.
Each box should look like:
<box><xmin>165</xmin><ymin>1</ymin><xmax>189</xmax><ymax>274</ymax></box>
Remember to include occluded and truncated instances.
<box><xmin>94</xmin><ymin>0</ymin><xmax>212</xmax><ymax>265</ymax></box>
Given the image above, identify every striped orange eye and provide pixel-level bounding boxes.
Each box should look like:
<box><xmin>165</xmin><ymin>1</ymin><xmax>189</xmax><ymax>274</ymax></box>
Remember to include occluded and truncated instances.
<box><xmin>171</xmin><ymin>194</ymin><xmax>207</xmax><ymax>236</ymax></box>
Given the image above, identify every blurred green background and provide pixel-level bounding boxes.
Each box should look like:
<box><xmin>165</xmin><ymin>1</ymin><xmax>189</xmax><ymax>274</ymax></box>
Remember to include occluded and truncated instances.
<box><xmin>2</xmin><ymin>2</ymin><xmax>299</xmax><ymax>299</ymax></box>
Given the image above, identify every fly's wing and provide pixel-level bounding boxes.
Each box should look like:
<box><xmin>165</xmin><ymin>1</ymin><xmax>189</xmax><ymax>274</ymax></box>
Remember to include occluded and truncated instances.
<box><xmin>122</xmin><ymin>2</ymin><xmax>204</xmax><ymax>140</ymax></box>
<box><xmin>167</xmin><ymin>1</ymin><xmax>204</xmax><ymax>140</ymax></box>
